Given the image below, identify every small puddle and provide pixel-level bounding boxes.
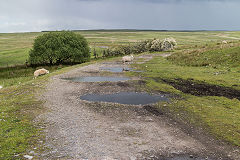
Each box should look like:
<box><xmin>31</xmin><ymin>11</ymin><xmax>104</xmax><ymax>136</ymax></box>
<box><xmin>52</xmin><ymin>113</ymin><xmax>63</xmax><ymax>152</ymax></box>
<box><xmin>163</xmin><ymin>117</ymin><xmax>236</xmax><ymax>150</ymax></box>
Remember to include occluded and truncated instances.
<box><xmin>63</xmin><ymin>76</ymin><xmax>130</xmax><ymax>82</ymax></box>
<box><xmin>100</xmin><ymin>67</ymin><xmax>143</xmax><ymax>73</ymax></box>
<box><xmin>100</xmin><ymin>67</ymin><xmax>131</xmax><ymax>73</ymax></box>
<box><xmin>80</xmin><ymin>92</ymin><xmax>169</xmax><ymax>105</ymax></box>
<box><xmin>97</xmin><ymin>46</ymin><xmax>109</xmax><ymax>49</ymax></box>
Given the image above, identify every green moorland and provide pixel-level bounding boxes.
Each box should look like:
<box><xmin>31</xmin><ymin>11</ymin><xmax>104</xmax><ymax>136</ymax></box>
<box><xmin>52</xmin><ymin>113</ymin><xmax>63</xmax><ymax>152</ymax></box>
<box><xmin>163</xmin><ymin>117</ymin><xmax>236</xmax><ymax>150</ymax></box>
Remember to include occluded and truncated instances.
<box><xmin>1</xmin><ymin>30</ymin><xmax>240</xmax><ymax>67</ymax></box>
<box><xmin>0</xmin><ymin>30</ymin><xmax>240</xmax><ymax>159</ymax></box>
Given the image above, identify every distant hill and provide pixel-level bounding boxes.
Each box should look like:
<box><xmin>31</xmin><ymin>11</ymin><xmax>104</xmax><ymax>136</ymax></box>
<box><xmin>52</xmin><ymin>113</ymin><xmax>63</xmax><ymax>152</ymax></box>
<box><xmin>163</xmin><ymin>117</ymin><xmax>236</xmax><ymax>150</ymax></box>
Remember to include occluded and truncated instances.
<box><xmin>41</xmin><ymin>29</ymin><xmax>229</xmax><ymax>32</ymax></box>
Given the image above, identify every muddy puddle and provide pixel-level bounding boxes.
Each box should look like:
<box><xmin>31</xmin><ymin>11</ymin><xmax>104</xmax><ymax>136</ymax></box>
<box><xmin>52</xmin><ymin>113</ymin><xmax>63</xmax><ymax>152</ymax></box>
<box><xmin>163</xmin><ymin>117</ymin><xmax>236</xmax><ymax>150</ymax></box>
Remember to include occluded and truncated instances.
<box><xmin>63</xmin><ymin>76</ymin><xmax>130</xmax><ymax>82</ymax></box>
<box><xmin>80</xmin><ymin>92</ymin><xmax>169</xmax><ymax>105</ymax></box>
<box><xmin>100</xmin><ymin>67</ymin><xmax>143</xmax><ymax>73</ymax></box>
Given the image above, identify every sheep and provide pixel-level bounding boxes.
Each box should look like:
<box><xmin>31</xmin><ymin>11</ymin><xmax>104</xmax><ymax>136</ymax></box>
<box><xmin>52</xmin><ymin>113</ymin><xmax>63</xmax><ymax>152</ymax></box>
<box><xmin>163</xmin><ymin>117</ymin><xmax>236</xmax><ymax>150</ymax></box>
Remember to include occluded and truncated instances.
<box><xmin>222</xmin><ymin>40</ymin><xmax>228</xmax><ymax>44</ymax></box>
<box><xmin>34</xmin><ymin>68</ymin><xmax>49</xmax><ymax>78</ymax></box>
<box><xmin>122</xmin><ymin>54</ymin><xmax>134</xmax><ymax>64</ymax></box>
<box><xmin>0</xmin><ymin>85</ymin><xmax>2</xmax><ymax>89</ymax></box>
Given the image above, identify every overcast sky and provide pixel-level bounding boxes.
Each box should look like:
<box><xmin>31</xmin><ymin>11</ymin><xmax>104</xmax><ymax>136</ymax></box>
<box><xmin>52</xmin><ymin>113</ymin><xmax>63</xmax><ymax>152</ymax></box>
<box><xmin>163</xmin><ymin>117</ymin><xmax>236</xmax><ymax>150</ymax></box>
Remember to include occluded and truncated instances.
<box><xmin>0</xmin><ymin>0</ymin><xmax>240</xmax><ymax>33</ymax></box>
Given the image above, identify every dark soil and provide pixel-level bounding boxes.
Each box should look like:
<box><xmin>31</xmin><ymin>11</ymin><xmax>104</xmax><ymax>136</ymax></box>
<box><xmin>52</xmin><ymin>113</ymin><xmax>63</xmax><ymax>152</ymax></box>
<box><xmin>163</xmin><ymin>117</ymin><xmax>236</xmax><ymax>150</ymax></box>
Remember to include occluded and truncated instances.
<box><xmin>156</xmin><ymin>78</ymin><xmax>240</xmax><ymax>100</ymax></box>
<box><xmin>116</xmin><ymin>81</ymin><xmax>130</xmax><ymax>87</ymax></box>
<box><xmin>143</xmin><ymin>105</ymin><xmax>164</xmax><ymax>116</ymax></box>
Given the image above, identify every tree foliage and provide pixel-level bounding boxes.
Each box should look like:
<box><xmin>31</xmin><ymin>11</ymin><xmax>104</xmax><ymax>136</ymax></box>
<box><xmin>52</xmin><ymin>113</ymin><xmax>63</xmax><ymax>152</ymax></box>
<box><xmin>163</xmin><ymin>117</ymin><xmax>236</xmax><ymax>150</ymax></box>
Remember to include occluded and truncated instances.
<box><xmin>29</xmin><ymin>31</ymin><xmax>90</xmax><ymax>65</ymax></box>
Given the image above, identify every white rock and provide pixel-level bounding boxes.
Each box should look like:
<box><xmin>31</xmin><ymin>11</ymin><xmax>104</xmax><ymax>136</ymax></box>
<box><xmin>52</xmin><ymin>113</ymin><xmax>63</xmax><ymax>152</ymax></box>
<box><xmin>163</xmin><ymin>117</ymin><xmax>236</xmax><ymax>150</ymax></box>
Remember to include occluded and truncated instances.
<box><xmin>145</xmin><ymin>117</ymin><xmax>154</xmax><ymax>122</ymax></box>
<box><xmin>23</xmin><ymin>155</ymin><xmax>33</xmax><ymax>159</ymax></box>
<box><xmin>102</xmin><ymin>157</ymin><xmax>114</xmax><ymax>160</ymax></box>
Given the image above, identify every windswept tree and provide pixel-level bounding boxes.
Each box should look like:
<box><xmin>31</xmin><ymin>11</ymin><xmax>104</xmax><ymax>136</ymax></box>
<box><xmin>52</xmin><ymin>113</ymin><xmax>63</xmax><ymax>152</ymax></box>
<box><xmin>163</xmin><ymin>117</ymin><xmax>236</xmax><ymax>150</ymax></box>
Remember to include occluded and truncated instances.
<box><xmin>29</xmin><ymin>31</ymin><xmax>90</xmax><ymax>65</ymax></box>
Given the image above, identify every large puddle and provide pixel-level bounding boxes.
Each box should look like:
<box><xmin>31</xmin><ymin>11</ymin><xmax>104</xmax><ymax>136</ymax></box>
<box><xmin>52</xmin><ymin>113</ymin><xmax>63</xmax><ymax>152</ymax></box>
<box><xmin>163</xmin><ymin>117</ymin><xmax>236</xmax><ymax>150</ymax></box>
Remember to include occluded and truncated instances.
<box><xmin>80</xmin><ymin>92</ymin><xmax>169</xmax><ymax>105</ymax></box>
<box><xmin>100</xmin><ymin>67</ymin><xmax>143</xmax><ymax>73</ymax></box>
<box><xmin>63</xmin><ymin>76</ymin><xmax>130</xmax><ymax>82</ymax></box>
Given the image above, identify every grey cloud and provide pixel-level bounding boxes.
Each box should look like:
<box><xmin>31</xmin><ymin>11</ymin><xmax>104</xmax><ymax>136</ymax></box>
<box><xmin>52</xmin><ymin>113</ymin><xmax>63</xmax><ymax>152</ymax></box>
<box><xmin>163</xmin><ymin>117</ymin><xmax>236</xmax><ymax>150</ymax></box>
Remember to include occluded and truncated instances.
<box><xmin>0</xmin><ymin>0</ymin><xmax>240</xmax><ymax>33</ymax></box>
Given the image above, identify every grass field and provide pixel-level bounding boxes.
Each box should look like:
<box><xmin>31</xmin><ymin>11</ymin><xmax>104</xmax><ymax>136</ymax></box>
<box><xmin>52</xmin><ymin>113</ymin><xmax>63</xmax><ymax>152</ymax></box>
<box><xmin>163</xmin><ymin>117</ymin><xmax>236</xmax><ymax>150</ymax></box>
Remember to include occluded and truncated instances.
<box><xmin>0</xmin><ymin>30</ymin><xmax>240</xmax><ymax>159</ymax></box>
<box><xmin>1</xmin><ymin>30</ymin><xmax>240</xmax><ymax>67</ymax></box>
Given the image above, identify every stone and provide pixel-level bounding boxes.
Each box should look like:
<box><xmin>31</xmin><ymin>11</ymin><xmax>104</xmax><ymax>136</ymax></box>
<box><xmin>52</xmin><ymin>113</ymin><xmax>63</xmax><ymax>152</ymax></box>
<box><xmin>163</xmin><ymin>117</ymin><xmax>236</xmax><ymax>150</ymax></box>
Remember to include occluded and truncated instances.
<box><xmin>23</xmin><ymin>155</ymin><xmax>33</xmax><ymax>159</ymax></box>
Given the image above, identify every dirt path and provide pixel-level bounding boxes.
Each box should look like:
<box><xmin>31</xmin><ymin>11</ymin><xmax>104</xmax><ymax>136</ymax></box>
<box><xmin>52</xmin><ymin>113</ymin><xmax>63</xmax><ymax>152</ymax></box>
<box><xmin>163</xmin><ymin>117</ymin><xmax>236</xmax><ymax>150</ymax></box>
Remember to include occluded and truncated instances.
<box><xmin>37</xmin><ymin>55</ymin><xmax>238</xmax><ymax>160</ymax></box>
<box><xmin>216</xmin><ymin>34</ymin><xmax>240</xmax><ymax>40</ymax></box>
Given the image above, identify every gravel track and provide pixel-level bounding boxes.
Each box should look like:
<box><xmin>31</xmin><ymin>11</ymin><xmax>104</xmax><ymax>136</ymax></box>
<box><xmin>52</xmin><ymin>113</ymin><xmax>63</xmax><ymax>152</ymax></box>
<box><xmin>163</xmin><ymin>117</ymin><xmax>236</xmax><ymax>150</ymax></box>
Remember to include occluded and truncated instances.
<box><xmin>37</xmin><ymin>55</ymin><xmax>239</xmax><ymax>160</ymax></box>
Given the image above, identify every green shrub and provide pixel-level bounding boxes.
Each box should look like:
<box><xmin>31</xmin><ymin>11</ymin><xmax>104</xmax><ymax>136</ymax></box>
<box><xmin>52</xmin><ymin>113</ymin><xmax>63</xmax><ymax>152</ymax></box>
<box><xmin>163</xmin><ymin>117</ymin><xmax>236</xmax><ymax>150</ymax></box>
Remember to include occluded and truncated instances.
<box><xmin>93</xmin><ymin>48</ymin><xmax>98</xmax><ymax>59</ymax></box>
<box><xmin>132</xmin><ymin>41</ymin><xmax>149</xmax><ymax>53</ymax></box>
<box><xmin>100</xmin><ymin>38</ymin><xmax>177</xmax><ymax>58</ymax></box>
<box><xmin>145</xmin><ymin>38</ymin><xmax>177</xmax><ymax>52</ymax></box>
<box><xmin>118</xmin><ymin>44</ymin><xmax>133</xmax><ymax>55</ymax></box>
<box><xmin>102</xmin><ymin>50</ymin><xmax>107</xmax><ymax>57</ymax></box>
<box><xmin>29</xmin><ymin>31</ymin><xmax>90</xmax><ymax>65</ymax></box>
<box><xmin>109</xmin><ymin>47</ymin><xmax>123</xmax><ymax>56</ymax></box>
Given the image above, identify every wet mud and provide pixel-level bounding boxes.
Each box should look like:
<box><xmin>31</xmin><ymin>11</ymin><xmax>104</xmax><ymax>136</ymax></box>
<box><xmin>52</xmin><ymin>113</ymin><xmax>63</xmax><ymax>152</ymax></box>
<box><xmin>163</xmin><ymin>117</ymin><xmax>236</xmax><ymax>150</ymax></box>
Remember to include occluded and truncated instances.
<box><xmin>80</xmin><ymin>92</ymin><xmax>170</xmax><ymax>105</ymax></box>
<box><xmin>156</xmin><ymin>78</ymin><xmax>240</xmax><ymax>100</ymax></box>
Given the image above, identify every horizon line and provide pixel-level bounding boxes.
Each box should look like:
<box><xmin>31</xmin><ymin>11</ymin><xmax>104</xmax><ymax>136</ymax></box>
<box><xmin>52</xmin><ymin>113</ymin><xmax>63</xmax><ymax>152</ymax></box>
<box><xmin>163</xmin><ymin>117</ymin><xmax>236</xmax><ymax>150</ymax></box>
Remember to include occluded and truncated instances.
<box><xmin>1</xmin><ymin>29</ymin><xmax>240</xmax><ymax>34</ymax></box>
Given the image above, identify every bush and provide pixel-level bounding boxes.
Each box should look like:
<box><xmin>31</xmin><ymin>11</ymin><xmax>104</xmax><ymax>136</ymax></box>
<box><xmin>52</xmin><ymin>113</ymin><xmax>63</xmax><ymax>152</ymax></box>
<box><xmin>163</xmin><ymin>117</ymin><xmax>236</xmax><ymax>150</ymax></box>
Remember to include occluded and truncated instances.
<box><xmin>109</xmin><ymin>47</ymin><xmax>123</xmax><ymax>56</ymax></box>
<box><xmin>29</xmin><ymin>31</ymin><xmax>90</xmax><ymax>65</ymax></box>
<box><xmin>97</xmin><ymin>37</ymin><xmax>177</xmax><ymax>59</ymax></box>
<box><xmin>118</xmin><ymin>44</ymin><xmax>133</xmax><ymax>55</ymax></box>
<box><xmin>145</xmin><ymin>38</ymin><xmax>177</xmax><ymax>52</ymax></box>
<box><xmin>93</xmin><ymin>48</ymin><xmax>98</xmax><ymax>59</ymax></box>
<box><xmin>149</xmin><ymin>39</ymin><xmax>162</xmax><ymax>51</ymax></box>
<box><xmin>102</xmin><ymin>50</ymin><xmax>107</xmax><ymax>57</ymax></box>
<box><xmin>132</xmin><ymin>41</ymin><xmax>149</xmax><ymax>53</ymax></box>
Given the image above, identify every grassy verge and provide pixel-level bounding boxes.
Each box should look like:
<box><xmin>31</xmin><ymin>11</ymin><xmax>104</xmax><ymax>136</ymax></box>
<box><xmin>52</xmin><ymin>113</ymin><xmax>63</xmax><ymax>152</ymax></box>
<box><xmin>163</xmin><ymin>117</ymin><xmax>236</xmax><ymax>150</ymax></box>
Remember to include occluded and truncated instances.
<box><xmin>129</xmin><ymin>46</ymin><xmax>240</xmax><ymax>146</ymax></box>
<box><xmin>0</xmin><ymin>65</ymin><xmax>68</xmax><ymax>88</ymax></box>
<box><xmin>0</xmin><ymin>65</ymin><xmax>78</xmax><ymax>159</ymax></box>
<box><xmin>0</xmin><ymin>82</ymin><xmax>44</xmax><ymax>159</ymax></box>
<box><xmin>0</xmin><ymin>56</ymin><xmax>122</xmax><ymax>159</ymax></box>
